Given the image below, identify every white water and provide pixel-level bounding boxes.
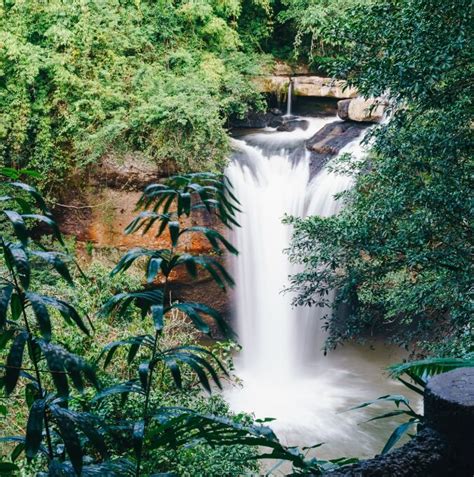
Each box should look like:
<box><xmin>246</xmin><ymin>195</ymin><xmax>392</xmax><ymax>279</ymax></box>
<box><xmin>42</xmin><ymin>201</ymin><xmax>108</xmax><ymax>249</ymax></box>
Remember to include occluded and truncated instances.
<box><xmin>286</xmin><ymin>79</ymin><xmax>293</xmax><ymax>116</ymax></box>
<box><xmin>224</xmin><ymin>115</ymin><xmax>414</xmax><ymax>463</ymax></box>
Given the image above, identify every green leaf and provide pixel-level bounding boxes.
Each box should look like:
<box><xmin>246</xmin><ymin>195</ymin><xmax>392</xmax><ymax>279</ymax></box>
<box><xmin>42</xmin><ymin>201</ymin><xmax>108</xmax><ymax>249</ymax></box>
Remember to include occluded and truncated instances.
<box><xmin>3</xmin><ymin>243</ymin><xmax>30</xmax><ymax>290</ymax></box>
<box><xmin>100</xmin><ymin>335</ymin><xmax>152</xmax><ymax>369</ymax></box>
<box><xmin>180</xmin><ymin>227</ymin><xmax>238</xmax><ymax>254</ymax></box>
<box><xmin>151</xmin><ymin>304</ymin><xmax>164</xmax><ymax>331</ymax></box>
<box><xmin>0</xmin><ymin>285</ymin><xmax>14</xmax><ymax>329</ymax></box>
<box><xmin>50</xmin><ymin>405</ymin><xmax>83</xmax><ymax>475</ymax></box>
<box><xmin>347</xmin><ymin>394</ymin><xmax>411</xmax><ymax>412</ymax></box>
<box><xmin>5</xmin><ymin>331</ymin><xmax>28</xmax><ymax>395</ymax></box>
<box><xmin>388</xmin><ymin>358</ymin><xmax>474</xmax><ymax>381</ymax></box>
<box><xmin>146</xmin><ymin>257</ymin><xmax>162</xmax><ymax>283</ymax></box>
<box><xmin>21</xmin><ymin>214</ymin><xmax>64</xmax><ymax>245</ymax></box>
<box><xmin>28</xmin><ymin>294</ymin><xmax>89</xmax><ymax>336</ymax></box>
<box><xmin>39</xmin><ymin>341</ymin><xmax>99</xmax><ymax>396</ymax></box>
<box><xmin>0</xmin><ymin>462</ymin><xmax>19</xmax><ymax>474</ymax></box>
<box><xmin>92</xmin><ymin>381</ymin><xmax>144</xmax><ymax>402</ymax></box>
<box><xmin>27</xmin><ymin>293</ymin><xmax>52</xmax><ymax>341</ymax></box>
<box><xmin>30</xmin><ymin>251</ymin><xmax>74</xmax><ymax>285</ymax></box>
<box><xmin>138</xmin><ymin>361</ymin><xmax>150</xmax><ymax>390</ymax></box>
<box><xmin>25</xmin><ymin>399</ymin><xmax>46</xmax><ymax>460</ymax></box>
<box><xmin>8</xmin><ymin>183</ymin><xmax>49</xmax><ymax>214</ymax></box>
<box><xmin>381</xmin><ymin>419</ymin><xmax>418</xmax><ymax>454</ymax></box>
<box><xmin>168</xmin><ymin>221</ymin><xmax>180</xmax><ymax>246</ymax></box>
<box><xmin>133</xmin><ymin>420</ymin><xmax>145</xmax><ymax>460</ymax></box>
<box><xmin>4</xmin><ymin>211</ymin><xmax>28</xmax><ymax>246</ymax></box>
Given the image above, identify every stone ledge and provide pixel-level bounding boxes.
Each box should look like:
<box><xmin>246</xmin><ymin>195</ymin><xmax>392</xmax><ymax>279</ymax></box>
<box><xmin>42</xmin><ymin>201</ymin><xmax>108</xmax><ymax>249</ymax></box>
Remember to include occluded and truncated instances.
<box><xmin>253</xmin><ymin>76</ymin><xmax>357</xmax><ymax>99</ymax></box>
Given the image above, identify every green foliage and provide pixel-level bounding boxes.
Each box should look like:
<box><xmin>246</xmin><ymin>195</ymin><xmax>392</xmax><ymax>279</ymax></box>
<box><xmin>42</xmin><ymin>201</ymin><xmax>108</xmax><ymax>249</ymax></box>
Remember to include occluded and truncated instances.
<box><xmin>287</xmin><ymin>0</ymin><xmax>473</xmax><ymax>353</ymax></box>
<box><xmin>1</xmin><ymin>171</ymin><xmax>346</xmax><ymax>475</ymax></box>
<box><xmin>0</xmin><ymin>1</ymin><xmax>267</xmax><ymax>192</ymax></box>
<box><xmin>278</xmin><ymin>0</ymin><xmax>364</xmax><ymax>66</ymax></box>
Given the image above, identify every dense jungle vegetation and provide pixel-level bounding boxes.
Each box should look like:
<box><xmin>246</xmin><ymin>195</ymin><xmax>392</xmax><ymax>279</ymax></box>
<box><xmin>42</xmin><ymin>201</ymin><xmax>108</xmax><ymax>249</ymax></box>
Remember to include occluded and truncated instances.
<box><xmin>287</xmin><ymin>0</ymin><xmax>473</xmax><ymax>357</ymax></box>
<box><xmin>1</xmin><ymin>0</ymin><xmax>472</xmax><ymax>475</ymax></box>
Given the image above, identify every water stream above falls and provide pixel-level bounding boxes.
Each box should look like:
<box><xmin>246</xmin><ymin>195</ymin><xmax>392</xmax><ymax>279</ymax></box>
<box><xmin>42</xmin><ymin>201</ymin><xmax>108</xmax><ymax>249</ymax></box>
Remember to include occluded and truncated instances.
<box><xmin>223</xmin><ymin>115</ymin><xmax>417</xmax><ymax>465</ymax></box>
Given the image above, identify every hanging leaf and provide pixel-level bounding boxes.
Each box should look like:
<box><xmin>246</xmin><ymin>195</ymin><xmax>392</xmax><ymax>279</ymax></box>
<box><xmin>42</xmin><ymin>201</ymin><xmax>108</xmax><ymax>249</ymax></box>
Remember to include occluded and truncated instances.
<box><xmin>0</xmin><ymin>284</ymin><xmax>13</xmax><ymax>329</ymax></box>
<box><xmin>21</xmin><ymin>214</ymin><xmax>64</xmax><ymax>245</ymax></box>
<box><xmin>5</xmin><ymin>331</ymin><xmax>28</xmax><ymax>395</ymax></box>
<box><xmin>25</xmin><ymin>399</ymin><xmax>46</xmax><ymax>460</ymax></box>
<box><xmin>8</xmin><ymin>183</ymin><xmax>49</xmax><ymax>215</ymax></box>
<box><xmin>138</xmin><ymin>362</ymin><xmax>150</xmax><ymax>390</ymax></box>
<box><xmin>132</xmin><ymin>420</ymin><xmax>145</xmax><ymax>460</ymax></box>
<box><xmin>27</xmin><ymin>293</ymin><xmax>52</xmax><ymax>341</ymax></box>
<box><xmin>100</xmin><ymin>335</ymin><xmax>153</xmax><ymax>369</ymax></box>
<box><xmin>100</xmin><ymin>289</ymin><xmax>163</xmax><ymax>320</ymax></box>
<box><xmin>179</xmin><ymin>227</ymin><xmax>238</xmax><ymax>255</ymax></box>
<box><xmin>10</xmin><ymin>293</ymin><xmax>22</xmax><ymax>321</ymax></box>
<box><xmin>168</xmin><ymin>221</ymin><xmax>180</xmax><ymax>246</ymax></box>
<box><xmin>151</xmin><ymin>304</ymin><xmax>164</xmax><ymax>331</ymax></box>
<box><xmin>27</xmin><ymin>294</ymin><xmax>89</xmax><ymax>336</ymax></box>
<box><xmin>30</xmin><ymin>251</ymin><xmax>74</xmax><ymax>285</ymax></box>
<box><xmin>381</xmin><ymin>419</ymin><xmax>418</xmax><ymax>454</ymax></box>
<box><xmin>50</xmin><ymin>405</ymin><xmax>83</xmax><ymax>475</ymax></box>
<box><xmin>146</xmin><ymin>257</ymin><xmax>163</xmax><ymax>283</ymax></box>
<box><xmin>92</xmin><ymin>381</ymin><xmax>144</xmax><ymax>403</ymax></box>
<box><xmin>39</xmin><ymin>341</ymin><xmax>99</xmax><ymax>396</ymax></box>
<box><xmin>4</xmin><ymin>211</ymin><xmax>28</xmax><ymax>246</ymax></box>
<box><xmin>3</xmin><ymin>243</ymin><xmax>30</xmax><ymax>290</ymax></box>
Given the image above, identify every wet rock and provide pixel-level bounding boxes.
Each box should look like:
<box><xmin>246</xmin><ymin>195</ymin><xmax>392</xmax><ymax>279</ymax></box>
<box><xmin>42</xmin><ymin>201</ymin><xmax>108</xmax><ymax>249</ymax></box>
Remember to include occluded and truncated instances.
<box><xmin>306</xmin><ymin>121</ymin><xmax>368</xmax><ymax>176</ymax></box>
<box><xmin>230</xmin><ymin>109</ymin><xmax>283</xmax><ymax>129</ymax></box>
<box><xmin>277</xmin><ymin>119</ymin><xmax>310</xmax><ymax>132</ymax></box>
<box><xmin>338</xmin><ymin>97</ymin><xmax>386</xmax><ymax>122</ymax></box>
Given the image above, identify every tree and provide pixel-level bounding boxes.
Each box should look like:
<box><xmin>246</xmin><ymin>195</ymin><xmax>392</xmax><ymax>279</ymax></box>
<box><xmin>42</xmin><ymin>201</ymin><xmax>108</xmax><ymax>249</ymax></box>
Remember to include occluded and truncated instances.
<box><xmin>287</xmin><ymin>0</ymin><xmax>473</xmax><ymax>353</ymax></box>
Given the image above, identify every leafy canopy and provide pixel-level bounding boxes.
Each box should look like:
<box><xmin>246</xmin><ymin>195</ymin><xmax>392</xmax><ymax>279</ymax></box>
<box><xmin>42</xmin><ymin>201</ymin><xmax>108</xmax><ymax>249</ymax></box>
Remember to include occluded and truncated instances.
<box><xmin>287</xmin><ymin>0</ymin><xmax>473</xmax><ymax>353</ymax></box>
<box><xmin>0</xmin><ymin>0</ymin><xmax>269</xmax><ymax>191</ymax></box>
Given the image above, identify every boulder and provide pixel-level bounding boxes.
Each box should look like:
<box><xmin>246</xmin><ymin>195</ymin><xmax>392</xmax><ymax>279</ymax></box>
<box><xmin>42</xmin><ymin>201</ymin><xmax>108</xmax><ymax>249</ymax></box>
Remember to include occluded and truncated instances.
<box><xmin>306</xmin><ymin>120</ymin><xmax>368</xmax><ymax>176</ymax></box>
<box><xmin>229</xmin><ymin>109</ymin><xmax>283</xmax><ymax>129</ymax></box>
<box><xmin>338</xmin><ymin>97</ymin><xmax>385</xmax><ymax>122</ymax></box>
<box><xmin>277</xmin><ymin>118</ymin><xmax>310</xmax><ymax>132</ymax></box>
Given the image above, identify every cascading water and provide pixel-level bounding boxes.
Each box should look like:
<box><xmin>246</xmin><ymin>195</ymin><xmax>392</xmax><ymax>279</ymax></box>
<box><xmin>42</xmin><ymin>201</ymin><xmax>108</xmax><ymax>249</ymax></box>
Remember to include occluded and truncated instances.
<box><xmin>286</xmin><ymin>78</ymin><xmax>293</xmax><ymax>116</ymax></box>
<box><xmin>224</xmin><ymin>113</ymin><xmax>415</xmax><ymax>461</ymax></box>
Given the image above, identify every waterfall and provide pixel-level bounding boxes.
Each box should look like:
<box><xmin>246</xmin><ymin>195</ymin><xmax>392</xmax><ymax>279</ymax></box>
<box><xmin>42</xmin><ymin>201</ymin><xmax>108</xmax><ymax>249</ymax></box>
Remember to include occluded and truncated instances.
<box><xmin>227</xmin><ymin>117</ymin><xmax>337</xmax><ymax>376</ymax></box>
<box><xmin>286</xmin><ymin>78</ymin><xmax>293</xmax><ymax>116</ymax></box>
<box><xmin>224</xmin><ymin>119</ymin><xmax>417</xmax><ymax>460</ymax></box>
<box><xmin>226</xmin><ymin>117</ymin><xmax>364</xmax><ymax>378</ymax></box>
<box><xmin>224</xmin><ymin>116</ymin><xmax>377</xmax><ymax>452</ymax></box>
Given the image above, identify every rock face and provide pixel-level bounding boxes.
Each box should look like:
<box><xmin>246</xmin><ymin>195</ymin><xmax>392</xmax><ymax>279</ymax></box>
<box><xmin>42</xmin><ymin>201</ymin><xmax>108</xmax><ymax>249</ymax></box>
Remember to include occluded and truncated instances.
<box><xmin>293</xmin><ymin>76</ymin><xmax>357</xmax><ymax>99</ymax></box>
<box><xmin>55</xmin><ymin>172</ymin><xmax>231</xmax><ymax>318</ymax></box>
<box><xmin>273</xmin><ymin>61</ymin><xmax>309</xmax><ymax>76</ymax></box>
<box><xmin>254</xmin><ymin>76</ymin><xmax>357</xmax><ymax>99</ymax></box>
<box><xmin>338</xmin><ymin>97</ymin><xmax>385</xmax><ymax>122</ymax></box>
<box><xmin>306</xmin><ymin>120</ymin><xmax>368</xmax><ymax>176</ymax></box>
